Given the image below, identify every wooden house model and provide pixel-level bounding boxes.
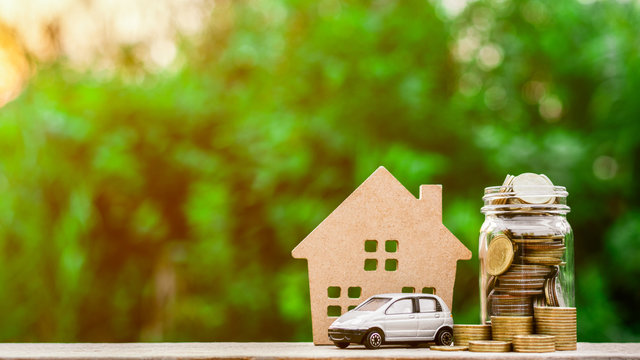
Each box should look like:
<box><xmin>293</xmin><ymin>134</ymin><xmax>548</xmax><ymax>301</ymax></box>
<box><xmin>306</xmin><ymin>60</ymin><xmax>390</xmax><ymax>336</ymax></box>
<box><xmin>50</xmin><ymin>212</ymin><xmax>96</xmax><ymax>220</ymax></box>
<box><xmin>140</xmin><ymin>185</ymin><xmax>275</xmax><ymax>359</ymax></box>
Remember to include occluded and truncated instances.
<box><xmin>291</xmin><ymin>166</ymin><xmax>472</xmax><ymax>345</ymax></box>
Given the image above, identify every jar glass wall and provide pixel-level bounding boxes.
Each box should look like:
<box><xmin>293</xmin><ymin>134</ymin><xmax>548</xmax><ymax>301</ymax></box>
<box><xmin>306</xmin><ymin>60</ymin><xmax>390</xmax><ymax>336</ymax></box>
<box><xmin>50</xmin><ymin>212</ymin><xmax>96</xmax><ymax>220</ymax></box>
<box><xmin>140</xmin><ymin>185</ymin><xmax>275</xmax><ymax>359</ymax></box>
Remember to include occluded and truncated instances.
<box><xmin>479</xmin><ymin>183</ymin><xmax>574</xmax><ymax>324</ymax></box>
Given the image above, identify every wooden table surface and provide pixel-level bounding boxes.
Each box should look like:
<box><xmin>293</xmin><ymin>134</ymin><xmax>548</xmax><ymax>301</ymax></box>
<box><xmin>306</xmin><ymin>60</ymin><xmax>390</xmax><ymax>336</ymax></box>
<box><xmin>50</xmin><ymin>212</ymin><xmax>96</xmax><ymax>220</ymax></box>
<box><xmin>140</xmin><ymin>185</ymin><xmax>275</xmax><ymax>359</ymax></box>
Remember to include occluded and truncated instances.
<box><xmin>0</xmin><ymin>342</ymin><xmax>637</xmax><ymax>359</ymax></box>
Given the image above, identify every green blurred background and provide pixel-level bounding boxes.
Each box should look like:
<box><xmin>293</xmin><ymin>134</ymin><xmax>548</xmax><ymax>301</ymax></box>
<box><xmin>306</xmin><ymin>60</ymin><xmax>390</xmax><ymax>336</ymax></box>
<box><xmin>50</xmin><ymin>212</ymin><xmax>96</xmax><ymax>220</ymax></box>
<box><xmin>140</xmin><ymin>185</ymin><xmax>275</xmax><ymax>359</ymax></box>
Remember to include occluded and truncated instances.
<box><xmin>0</xmin><ymin>0</ymin><xmax>638</xmax><ymax>342</ymax></box>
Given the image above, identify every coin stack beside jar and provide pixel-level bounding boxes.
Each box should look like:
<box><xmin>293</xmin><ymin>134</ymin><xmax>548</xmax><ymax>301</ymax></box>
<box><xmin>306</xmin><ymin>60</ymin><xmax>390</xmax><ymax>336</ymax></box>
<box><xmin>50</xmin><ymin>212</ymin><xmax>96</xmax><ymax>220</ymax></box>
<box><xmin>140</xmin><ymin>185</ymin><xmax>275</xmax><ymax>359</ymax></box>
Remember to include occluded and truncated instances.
<box><xmin>534</xmin><ymin>306</ymin><xmax>577</xmax><ymax>350</ymax></box>
<box><xmin>468</xmin><ymin>340</ymin><xmax>512</xmax><ymax>353</ymax></box>
<box><xmin>512</xmin><ymin>334</ymin><xmax>556</xmax><ymax>353</ymax></box>
<box><xmin>490</xmin><ymin>316</ymin><xmax>533</xmax><ymax>341</ymax></box>
<box><xmin>453</xmin><ymin>324</ymin><xmax>491</xmax><ymax>346</ymax></box>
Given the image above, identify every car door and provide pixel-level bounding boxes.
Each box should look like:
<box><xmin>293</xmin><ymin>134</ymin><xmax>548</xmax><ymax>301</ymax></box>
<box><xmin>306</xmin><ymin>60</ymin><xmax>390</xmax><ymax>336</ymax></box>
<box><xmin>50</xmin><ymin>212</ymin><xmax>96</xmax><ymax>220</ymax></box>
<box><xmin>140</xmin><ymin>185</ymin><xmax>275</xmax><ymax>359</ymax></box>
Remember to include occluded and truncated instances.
<box><xmin>416</xmin><ymin>297</ymin><xmax>445</xmax><ymax>339</ymax></box>
<box><xmin>383</xmin><ymin>298</ymin><xmax>418</xmax><ymax>340</ymax></box>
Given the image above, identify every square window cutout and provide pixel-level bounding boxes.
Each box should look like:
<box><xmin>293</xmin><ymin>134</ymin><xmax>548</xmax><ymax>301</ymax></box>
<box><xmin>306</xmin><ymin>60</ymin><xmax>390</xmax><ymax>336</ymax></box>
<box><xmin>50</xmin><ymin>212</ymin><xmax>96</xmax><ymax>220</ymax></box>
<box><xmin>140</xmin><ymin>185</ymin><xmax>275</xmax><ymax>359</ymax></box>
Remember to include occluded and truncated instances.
<box><xmin>348</xmin><ymin>287</ymin><xmax>361</xmax><ymax>298</ymax></box>
<box><xmin>385</xmin><ymin>259</ymin><xmax>398</xmax><ymax>271</ymax></box>
<box><xmin>364</xmin><ymin>259</ymin><xmax>378</xmax><ymax>271</ymax></box>
<box><xmin>327</xmin><ymin>306</ymin><xmax>341</xmax><ymax>317</ymax></box>
<box><xmin>364</xmin><ymin>240</ymin><xmax>377</xmax><ymax>252</ymax></box>
<box><xmin>402</xmin><ymin>287</ymin><xmax>415</xmax><ymax>293</ymax></box>
<box><xmin>385</xmin><ymin>240</ymin><xmax>398</xmax><ymax>252</ymax></box>
<box><xmin>327</xmin><ymin>286</ymin><xmax>341</xmax><ymax>298</ymax></box>
<box><xmin>422</xmin><ymin>287</ymin><xmax>435</xmax><ymax>294</ymax></box>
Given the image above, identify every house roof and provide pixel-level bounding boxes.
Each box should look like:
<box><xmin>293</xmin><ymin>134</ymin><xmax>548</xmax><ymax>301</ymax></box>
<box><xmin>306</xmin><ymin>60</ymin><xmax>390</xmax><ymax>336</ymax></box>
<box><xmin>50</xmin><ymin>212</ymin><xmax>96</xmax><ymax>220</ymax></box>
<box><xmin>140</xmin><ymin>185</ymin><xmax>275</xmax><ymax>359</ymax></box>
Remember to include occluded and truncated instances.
<box><xmin>292</xmin><ymin>166</ymin><xmax>471</xmax><ymax>262</ymax></box>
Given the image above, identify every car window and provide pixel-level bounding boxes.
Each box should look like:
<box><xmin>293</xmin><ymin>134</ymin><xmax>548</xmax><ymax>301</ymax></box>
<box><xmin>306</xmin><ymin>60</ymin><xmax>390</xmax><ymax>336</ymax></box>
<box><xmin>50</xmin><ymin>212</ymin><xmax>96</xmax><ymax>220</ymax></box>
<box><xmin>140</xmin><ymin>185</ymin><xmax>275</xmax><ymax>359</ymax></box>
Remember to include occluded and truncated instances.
<box><xmin>385</xmin><ymin>299</ymin><xmax>414</xmax><ymax>315</ymax></box>
<box><xmin>419</xmin><ymin>298</ymin><xmax>437</xmax><ymax>313</ymax></box>
<box><xmin>356</xmin><ymin>297</ymin><xmax>391</xmax><ymax>311</ymax></box>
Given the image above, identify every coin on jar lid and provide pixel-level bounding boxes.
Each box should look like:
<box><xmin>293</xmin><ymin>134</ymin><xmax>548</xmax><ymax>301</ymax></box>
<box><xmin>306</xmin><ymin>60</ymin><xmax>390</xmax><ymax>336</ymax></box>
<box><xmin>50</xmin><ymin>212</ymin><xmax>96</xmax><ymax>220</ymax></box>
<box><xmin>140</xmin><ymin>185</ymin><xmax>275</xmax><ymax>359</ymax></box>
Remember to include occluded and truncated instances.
<box><xmin>512</xmin><ymin>173</ymin><xmax>555</xmax><ymax>204</ymax></box>
<box><xmin>486</xmin><ymin>235</ymin><xmax>515</xmax><ymax>276</ymax></box>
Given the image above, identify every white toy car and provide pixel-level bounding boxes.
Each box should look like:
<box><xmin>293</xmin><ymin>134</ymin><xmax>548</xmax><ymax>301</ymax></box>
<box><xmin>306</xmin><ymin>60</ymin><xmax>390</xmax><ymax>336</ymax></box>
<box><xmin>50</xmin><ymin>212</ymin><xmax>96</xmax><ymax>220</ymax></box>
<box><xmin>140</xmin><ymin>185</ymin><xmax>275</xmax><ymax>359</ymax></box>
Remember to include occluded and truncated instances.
<box><xmin>328</xmin><ymin>293</ymin><xmax>454</xmax><ymax>349</ymax></box>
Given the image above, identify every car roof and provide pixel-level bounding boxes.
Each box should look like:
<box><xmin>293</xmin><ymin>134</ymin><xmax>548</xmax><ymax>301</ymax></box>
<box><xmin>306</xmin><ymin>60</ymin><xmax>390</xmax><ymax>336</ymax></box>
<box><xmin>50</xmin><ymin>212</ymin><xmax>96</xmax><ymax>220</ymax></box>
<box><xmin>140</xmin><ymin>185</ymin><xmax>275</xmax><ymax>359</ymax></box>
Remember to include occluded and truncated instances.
<box><xmin>372</xmin><ymin>293</ymin><xmax>442</xmax><ymax>300</ymax></box>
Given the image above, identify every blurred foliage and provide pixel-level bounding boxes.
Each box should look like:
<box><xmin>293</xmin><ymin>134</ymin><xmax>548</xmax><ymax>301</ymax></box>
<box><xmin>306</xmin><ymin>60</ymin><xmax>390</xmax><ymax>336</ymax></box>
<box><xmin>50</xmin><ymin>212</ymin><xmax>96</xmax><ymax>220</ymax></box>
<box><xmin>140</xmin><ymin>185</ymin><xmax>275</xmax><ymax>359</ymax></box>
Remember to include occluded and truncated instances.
<box><xmin>0</xmin><ymin>0</ymin><xmax>639</xmax><ymax>343</ymax></box>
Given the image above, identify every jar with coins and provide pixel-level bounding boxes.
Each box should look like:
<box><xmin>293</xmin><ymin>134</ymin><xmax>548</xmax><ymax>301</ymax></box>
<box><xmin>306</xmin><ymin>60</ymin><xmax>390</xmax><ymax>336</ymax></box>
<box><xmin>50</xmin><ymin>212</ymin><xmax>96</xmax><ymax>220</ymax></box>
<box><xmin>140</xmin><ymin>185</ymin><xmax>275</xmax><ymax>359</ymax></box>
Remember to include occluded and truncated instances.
<box><xmin>479</xmin><ymin>173</ymin><xmax>574</xmax><ymax>324</ymax></box>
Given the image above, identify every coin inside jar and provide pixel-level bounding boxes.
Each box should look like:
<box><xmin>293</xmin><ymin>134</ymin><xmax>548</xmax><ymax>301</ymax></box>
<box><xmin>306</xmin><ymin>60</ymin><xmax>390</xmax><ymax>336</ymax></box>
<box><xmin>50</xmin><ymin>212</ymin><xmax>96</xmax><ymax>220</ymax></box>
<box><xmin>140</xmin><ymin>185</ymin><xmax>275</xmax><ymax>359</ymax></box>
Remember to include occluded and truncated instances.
<box><xmin>486</xmin><ymin>234</ymin><xmax>515</xmax><ymax>276</ymax></box>
<box><xmin>511</xmin><ymin>173</ymin><xmax>555</xmax><ymax>204</ymax></box>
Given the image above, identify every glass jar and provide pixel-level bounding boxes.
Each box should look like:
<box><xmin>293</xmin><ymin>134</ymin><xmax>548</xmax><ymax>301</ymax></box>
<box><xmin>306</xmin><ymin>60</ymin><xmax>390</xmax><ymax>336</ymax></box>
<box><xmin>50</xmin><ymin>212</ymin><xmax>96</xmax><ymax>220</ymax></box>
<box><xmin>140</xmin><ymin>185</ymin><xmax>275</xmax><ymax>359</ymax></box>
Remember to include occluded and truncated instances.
<box><xmin>479</xmin><ymin>182</ymin><xmax>574</xmax><ymax>324</ymax></box>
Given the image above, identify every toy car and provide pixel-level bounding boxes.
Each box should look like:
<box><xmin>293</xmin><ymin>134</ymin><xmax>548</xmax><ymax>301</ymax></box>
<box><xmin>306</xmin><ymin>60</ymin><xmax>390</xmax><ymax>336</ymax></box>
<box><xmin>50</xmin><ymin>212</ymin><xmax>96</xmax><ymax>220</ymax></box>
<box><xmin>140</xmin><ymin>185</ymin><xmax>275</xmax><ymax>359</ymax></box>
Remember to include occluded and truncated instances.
<box><xmin>328</xmin><ymin>293</ymin><xmax>454</xmax><ymax>349</ymax></box>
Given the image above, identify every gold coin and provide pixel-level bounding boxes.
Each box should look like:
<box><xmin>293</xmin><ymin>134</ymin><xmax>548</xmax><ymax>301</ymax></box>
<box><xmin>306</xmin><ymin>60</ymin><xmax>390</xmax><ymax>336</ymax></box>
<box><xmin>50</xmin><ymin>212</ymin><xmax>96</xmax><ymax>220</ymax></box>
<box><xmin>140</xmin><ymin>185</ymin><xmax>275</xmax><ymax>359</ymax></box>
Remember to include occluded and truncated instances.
<box><xmin>454</xmin><ymin>331</ymin><xmax>491</xmax><ymax>334</ymax></box>
<box><xmin>534</xmin><ymin>306</ymin><xmax>576</xmax><ymax>312</ymax></box>
<box><xmin>514</xmin><ymin>348</ymin><xmax>555</xmax><ymax>353</ymax></box>
<box><xmin>536</xmin><ymin>326</ymin><xmax>577</xmax><ymax>329</ymax></box>
<box><xmin>492</xmin><ymin>325</ymin><xmax>534</xmax><ymax>329</ymax></box>
<box><xmin>526</xmin><ymin>248</ymin><xmax>565</xmax><ymax>254</ymax></box>
<box><xmin>486</xmin><ymin>235</ymin><xmax>515</xmax><ymax>275</ymax></box>
<box><xmin>534</xmin><ymin>312</ymin><xmax>577</xmax><ymax>316</ymax></box>
<box><xmin>513</xmin><ymin>334</ymin><xmax>555</xmax><ymax>341</ymax></box>
<box><xmin>537</xmin><ymin>334</ymin><xmax>576</xmax><ymax>338</ymax></box>
<box><xmin>455</xmin><ymin>324</ymin><xmax>491</xmax><ymax>327</ymax></box>
<box><xmin>492</xmin><ymin>174</ymin><xmax>514</xmax><ymax>205</ymax></box>
<box><xmin>512</xmin><ymin>237</ymin><xmax>561</xmax><ymax>243</ymax></box>
<box><xmin>556</xmin><ymin>345</ymin><xmax>578</xmax><ymax>351</ymax></box>
<box><xmin>536</xmin><ymin>316</ymin><xmax>577</xmax><ymax>319</ymax></box>
<box><xmin>521</xmin><ymin>257</ymin><xmax>564</xmax><ymax>265</ymax></box>
<box><xmin>514</xmin><ymin>342</ymin><xmax>556</xmax><ymax>347</ymax></box>
<box><xmin>468</xmin><ymin>340</ymin><xmax>512</xmax><ymax>352</ymax></box>
<box><xmin>454</xmin><ymin>325</ymin><xmax>491</xmax><ymax>329</ymax></box>
<box><xmin>492</xmin><ymin>315</ymin><xmax>533</xmax><ymax>320</ymax></box>
<box><xmin>430</xmin><ymin>345</ymin><xmax>469</xmax><ymax>351</ymax></box>
<box><xmin>453</xmin><ymin>340</ymin><xmax>472</xmax><ymax>346</ymax></box>
<box><xmin>512</xmin><ymin>173</ymin><xmax>555</xmax><ymax>204</ymax></box>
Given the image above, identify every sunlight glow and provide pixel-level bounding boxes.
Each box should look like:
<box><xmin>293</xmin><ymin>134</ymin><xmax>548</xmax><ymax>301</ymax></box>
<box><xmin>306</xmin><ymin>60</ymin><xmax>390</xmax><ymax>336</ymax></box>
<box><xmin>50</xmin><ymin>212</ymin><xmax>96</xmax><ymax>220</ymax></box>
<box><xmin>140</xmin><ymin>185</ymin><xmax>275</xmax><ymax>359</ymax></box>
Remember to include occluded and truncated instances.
<box><xmin>0</xmin><ymin>26</ymin><xmax>29</xmax><ymax>108</ymax></box>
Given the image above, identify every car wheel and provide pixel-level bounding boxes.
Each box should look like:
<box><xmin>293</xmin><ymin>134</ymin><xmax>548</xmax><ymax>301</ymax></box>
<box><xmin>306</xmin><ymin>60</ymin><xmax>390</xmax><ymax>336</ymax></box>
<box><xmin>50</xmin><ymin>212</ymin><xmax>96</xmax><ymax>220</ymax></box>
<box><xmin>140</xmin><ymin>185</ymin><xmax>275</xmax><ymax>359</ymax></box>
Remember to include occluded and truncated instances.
<box><xmin>435</xmin><ymin>328</ymin><xmax>453</xmax><ymax>346</ymax></box>
<box><xmin>334</xmin><ymin>342</ymin><xmax>349</xmax><ymax>349</ymax></box>
<box><xmin>364</xmin><ymin>329</ymin><xmax>384</xmax><ymax>349</ymax></box>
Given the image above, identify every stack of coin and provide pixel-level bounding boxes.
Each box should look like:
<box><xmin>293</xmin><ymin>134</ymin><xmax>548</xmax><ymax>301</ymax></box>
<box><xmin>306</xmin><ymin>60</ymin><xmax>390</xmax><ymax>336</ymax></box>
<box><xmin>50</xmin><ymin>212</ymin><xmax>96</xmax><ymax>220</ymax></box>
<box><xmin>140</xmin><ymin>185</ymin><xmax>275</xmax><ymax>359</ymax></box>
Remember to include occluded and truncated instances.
<box><xmin>491</xmin><ymin>174</ymin><xmax>514</xmax><ymax>205</ymax></box>
<box><xmin>453</xmin><ymin>324</ymin><xmax>491</xmax><ymax>346</ymax></box>
<box><xmin>534</xmin><ymin>306</ymin><xmax>577</xmax><ymax>351</ymax></box>
<box><xmin>468</xmin><ymin>340</ymin><xmax>512</xmax><ymax>352</ymax></box>
<box><xmin>515</xmin><ymin>236</ymin><xmax>566</xmax><ymax>267</ymax></box>
<box><xmin>491</xmin><ymin>316</ymin><xmax>533</xmax><ymax>341</ymax></box>
<box><xmin>544</xmin><ymin>276</ymin><xmax>560</xmax><ymax>306</ymax></box>
<box><xmin>489</xmin><ymin>292</ymin><xmax>533</xmax><ymax>316</ymax></box>
<box><xmin>490</xmin><ymin>264</ymin><xmax>553</xmax><ymax>315</ymax></box>
<box><xmin>512</xmin><ymin>334</ymin><xmax>556</xmax><ymax>352</ymax></box>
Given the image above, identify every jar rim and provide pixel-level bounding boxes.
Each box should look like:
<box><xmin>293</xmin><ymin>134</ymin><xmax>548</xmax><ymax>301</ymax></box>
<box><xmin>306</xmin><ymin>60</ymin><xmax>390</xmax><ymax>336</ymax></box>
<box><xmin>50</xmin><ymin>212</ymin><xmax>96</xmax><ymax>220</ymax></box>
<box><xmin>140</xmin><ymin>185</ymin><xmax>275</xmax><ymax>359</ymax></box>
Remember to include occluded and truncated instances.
<box><xmin>484</xmin><ymin>185</ymin><xmax>567</xmax><ymax>194</ymax></box>
<box><xmin>482</xmin><ymin>185</ymin><xmax>569</xmax><ymax>214</ymax></box>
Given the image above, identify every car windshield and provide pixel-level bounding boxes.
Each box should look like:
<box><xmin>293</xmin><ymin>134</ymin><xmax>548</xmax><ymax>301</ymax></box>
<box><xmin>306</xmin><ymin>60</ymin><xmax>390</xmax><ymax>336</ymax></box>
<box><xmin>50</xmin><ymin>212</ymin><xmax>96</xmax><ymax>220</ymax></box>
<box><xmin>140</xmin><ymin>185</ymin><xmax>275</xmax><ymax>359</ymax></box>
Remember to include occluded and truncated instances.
<box><xmin>356</xmin><ymin>297</ymin><xmax>391</xmax><ymax>311</ymax></box>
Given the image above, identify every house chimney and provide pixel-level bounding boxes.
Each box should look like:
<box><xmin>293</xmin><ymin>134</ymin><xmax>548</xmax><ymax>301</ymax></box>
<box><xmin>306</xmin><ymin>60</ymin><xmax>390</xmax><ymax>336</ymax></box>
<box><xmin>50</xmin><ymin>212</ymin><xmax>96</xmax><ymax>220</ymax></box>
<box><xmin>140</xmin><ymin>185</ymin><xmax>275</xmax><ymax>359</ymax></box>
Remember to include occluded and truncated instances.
<box><xmin>420</xmin><ymin>184</ymin><xmax>442</xmax><ymax>220</ymax></box>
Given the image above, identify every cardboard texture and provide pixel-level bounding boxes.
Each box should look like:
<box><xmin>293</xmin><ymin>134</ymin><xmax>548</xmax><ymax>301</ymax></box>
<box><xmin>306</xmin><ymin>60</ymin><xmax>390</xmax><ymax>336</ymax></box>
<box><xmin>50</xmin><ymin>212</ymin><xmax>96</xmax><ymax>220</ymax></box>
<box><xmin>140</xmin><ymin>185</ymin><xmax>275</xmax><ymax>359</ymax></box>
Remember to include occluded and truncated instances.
<box><xmin>292</xmin><ymin>166</ymin><xmax>472</xmax><ymax>345</ymax></box>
